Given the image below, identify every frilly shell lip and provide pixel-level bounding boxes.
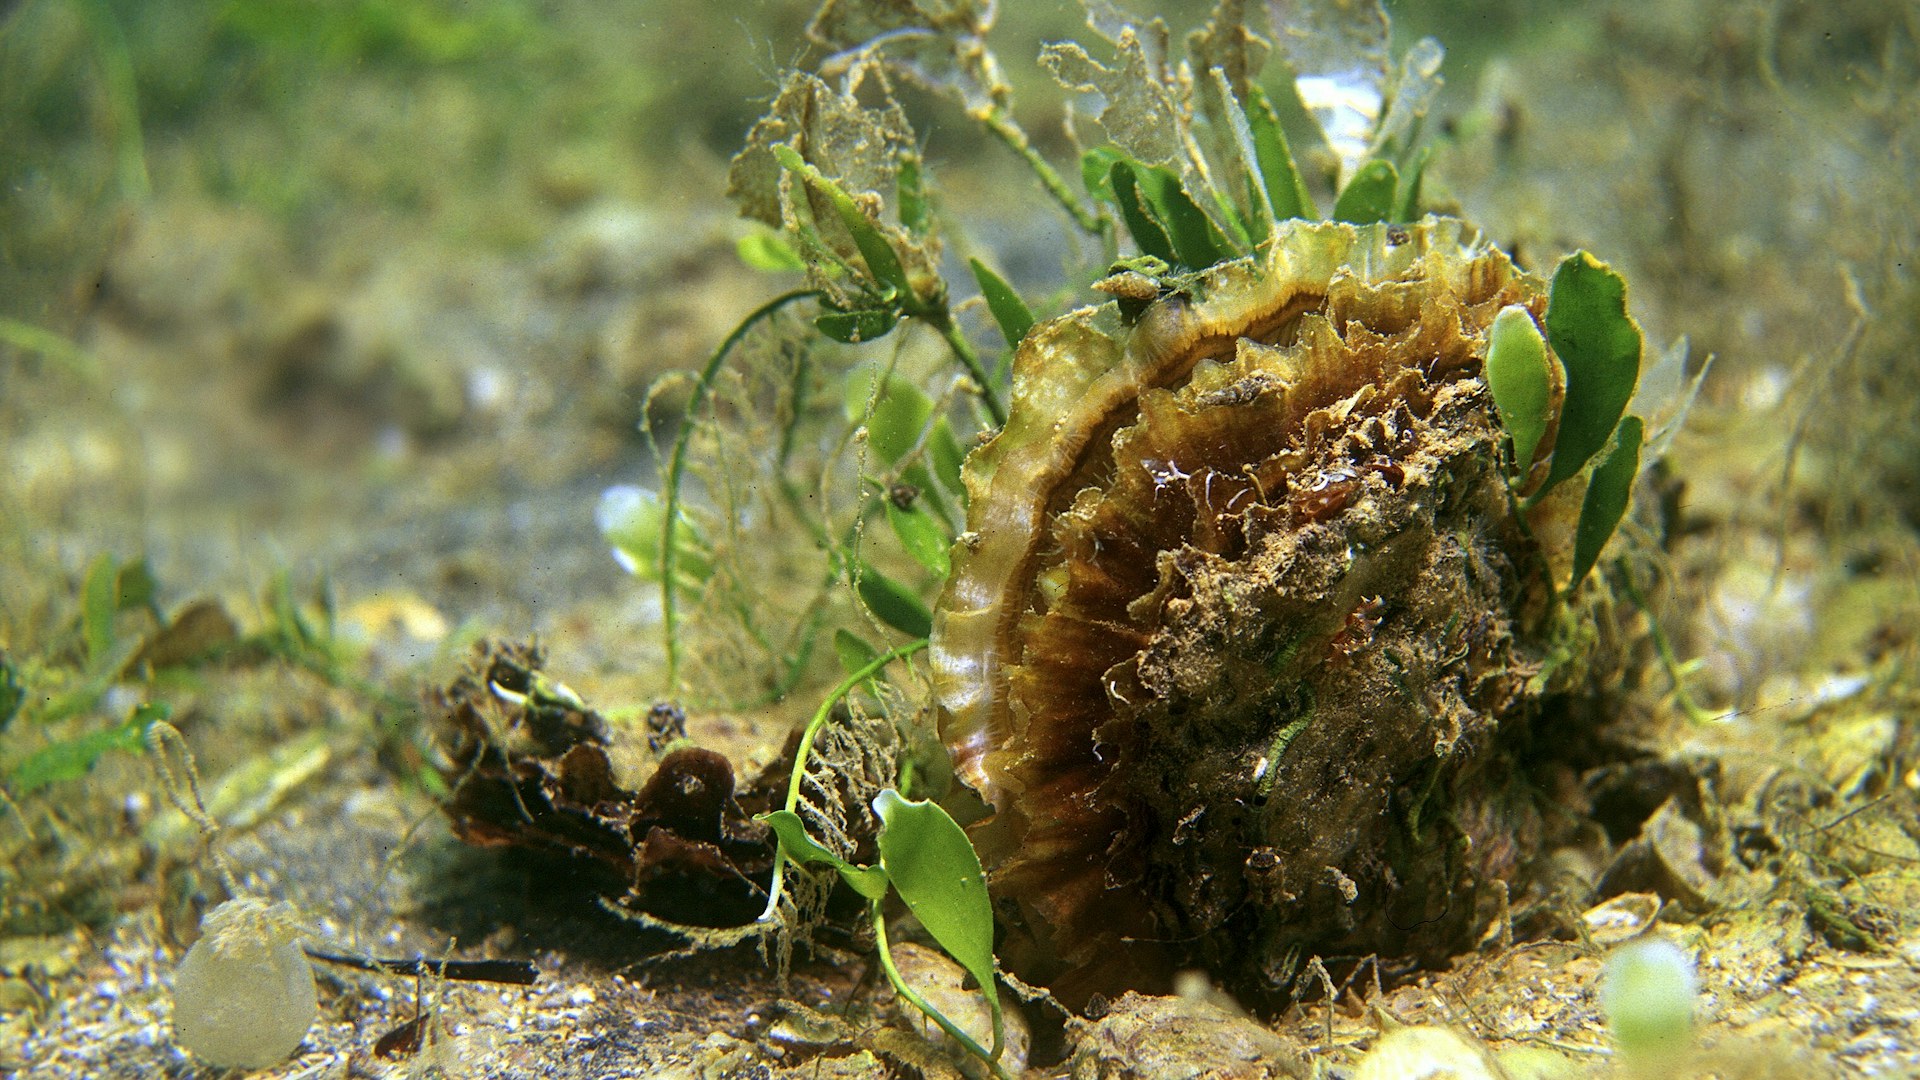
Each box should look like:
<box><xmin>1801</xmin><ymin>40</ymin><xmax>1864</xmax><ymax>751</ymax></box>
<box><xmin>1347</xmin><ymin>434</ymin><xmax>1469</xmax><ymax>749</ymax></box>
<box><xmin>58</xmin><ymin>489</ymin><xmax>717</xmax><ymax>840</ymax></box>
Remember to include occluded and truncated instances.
<box><xmin>933</xmin><ymin>216</ymin><xmax>1504</xmax><ymax>805</ymax></box>
<box><xmin>929</xmin><ymin>216</ymin><xmax>1561</xmax><ymax>1002</ymax></box>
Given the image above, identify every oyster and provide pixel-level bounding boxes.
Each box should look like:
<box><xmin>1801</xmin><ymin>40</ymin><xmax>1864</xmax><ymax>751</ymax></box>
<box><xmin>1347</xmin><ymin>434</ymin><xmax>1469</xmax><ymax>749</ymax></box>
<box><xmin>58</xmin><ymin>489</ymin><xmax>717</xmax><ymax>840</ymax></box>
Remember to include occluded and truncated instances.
<box><xmin>932</xmin><ymin>218</ymin><xmax>1577</xmax><ymax>1005</ymax></box>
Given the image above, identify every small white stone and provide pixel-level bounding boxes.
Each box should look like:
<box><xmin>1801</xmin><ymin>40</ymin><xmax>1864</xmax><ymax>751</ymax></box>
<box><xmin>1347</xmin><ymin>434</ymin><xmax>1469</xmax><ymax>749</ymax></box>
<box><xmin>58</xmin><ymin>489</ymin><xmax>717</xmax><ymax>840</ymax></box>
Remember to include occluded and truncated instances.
<box><xmin>170</xmin><ymin>899</ymin><xmax>316</xmax><ymax>1070</ymax></box>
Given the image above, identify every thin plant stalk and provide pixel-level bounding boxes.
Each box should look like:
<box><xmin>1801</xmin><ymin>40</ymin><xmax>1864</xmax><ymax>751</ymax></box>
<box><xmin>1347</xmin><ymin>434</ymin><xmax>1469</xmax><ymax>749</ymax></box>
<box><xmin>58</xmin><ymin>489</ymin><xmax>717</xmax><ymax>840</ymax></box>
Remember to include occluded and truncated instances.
<box><xmin>872</xmin><ymin>902</ymin><xmax>1010</xmax><ymax>1080</ymax></box>
<box><xmin>660</xmin><ymin>289</ymin><xmax>819</xmax><ymax>692</ymax></box>
<box><xmin>758</xmin><ymin>638</ymin><xmax>928</xmax><ymax>924</ymax></box>
<box><xmin>979</xmin><ymin>103</ymin><xmax>1106</xmax><ymax>240</ymax></box>
<box><xmin>923</xmin><ymin>308</ymin><xmax>1005</xmax><ymax>426</ymax></box>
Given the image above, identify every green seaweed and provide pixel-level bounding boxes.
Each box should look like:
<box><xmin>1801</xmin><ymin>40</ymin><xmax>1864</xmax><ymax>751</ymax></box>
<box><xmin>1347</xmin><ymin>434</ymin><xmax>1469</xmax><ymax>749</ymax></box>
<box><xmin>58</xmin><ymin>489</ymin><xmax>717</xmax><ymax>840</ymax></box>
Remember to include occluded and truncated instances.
<box><xmin>1332</xmin><ymin>159</ymin><xmax>1399</xmax><ymax>224</ymax></box>
<box><xmin>1485</xmin><ymin>304</ymin><xmax>1555</xmax><ymax>473</ymax></box>
<box><xmin>1540</xmin><ymin>252</ymin><xmax>1643</xmax><ymax>496</ymax></box>
<box><xmin>1569</xmin><ymin>415</ymin><xmax>1643</xmax><ymax>590</ymax></box>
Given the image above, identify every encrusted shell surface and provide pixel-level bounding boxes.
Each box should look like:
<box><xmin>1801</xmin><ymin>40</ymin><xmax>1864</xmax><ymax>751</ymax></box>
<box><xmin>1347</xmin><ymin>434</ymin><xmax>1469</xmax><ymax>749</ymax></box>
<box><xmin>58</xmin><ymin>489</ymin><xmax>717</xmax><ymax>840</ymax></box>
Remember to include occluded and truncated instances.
<box><xmin>932</xmin><ymin>218</ymin><xmax>1568</xmax><ymax>1004</ymax></box>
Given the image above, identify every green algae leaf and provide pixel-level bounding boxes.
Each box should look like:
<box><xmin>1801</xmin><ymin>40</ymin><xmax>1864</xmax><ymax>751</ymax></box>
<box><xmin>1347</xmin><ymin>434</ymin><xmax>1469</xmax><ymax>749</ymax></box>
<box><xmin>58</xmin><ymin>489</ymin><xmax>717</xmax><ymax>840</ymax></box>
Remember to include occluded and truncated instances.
<box><xmin>82</xmin><ymin>553</ymin><xmax>120</xmax><ymax>670</ymax></box>
<box><xmin>1109</xmin><ymin>160</ymin><xmax>1177</xmax><ymax>266</ymax></box>
<box><xmin>1081</xmin><ymin>146</ymin><xmax>1124</xmax><ymax>205</ymax></box>
<box><xmin>873</xmin><ymin>788</ymin><xmax>1003</xmax><ymax>1052</ymax></box>
<box><xmin>1132</xmin><ymin>162</ymin><xmax>1236</xmax><ymax>269</ymax></box>
<box><xmin>887</xmin><ymin>500</ymin><xmax>952</xmax><ymax>579</ymax></box>
<box><xmin>8</xmin><ymin>701</ymin><xmax>168</xmax><ymax>796</ymax></box>
<box><xmin>856</xmin><ymin>561</ymin><xmax>934</xmax><ymax>638</ymax></box>
<box><xmin>1570</xmin><ymin>415</ymin><xmax>1643</xmax><ymax>590</ymax></box>
<box><xmin>1041</xmin><ymin>37</ymin><xmax>1183</xmax><ymax>169</ymax></box>
<box><xmin>832</xmin><ymin>628</ymin><xmax>881</xmax><ymax>680</ymax></box>
<box><xmin>775</xmin><ymin>145</ymin><xmax>915</xmax><ymax>303</ymax></box>
<box><xmin>1372</xmin><ymin>37</ymin><xmax>1446</xmax><ymax>165</ymax></box>
<box><xmin>759</xmin><ymin>809</ymin><xmax>889</xmax><ymax>899</ymax></box>
<box><xmin>598</xmin><ymin>486</ymin><xmax>711</xmax><ymax>589</ymax></box>
<box><xmin>1601</xmin><ymin>937</ymin><xmax>1697</xmax><ymax>1064</ymax></box>
<box><xmin>1332</xmin><ymin>159</ymin><xmax>1398</xmax><ymax>224</ymax></box>
<box><xmin>1246</xmin><ymin>87</ymin><xmax>1319</xmax><ymax>222</ymax></box>
<box><xmin>0</xmin><ymin>316</ymin><xmax>100</xmax><ymax>378</ymax></box>
<box><xmin>1485</xmin><ymin>305</ymin><xmax>1554</xmax><ymax>472</ymax></box>
<box><xmin>897</xmin><ymin>153</ymin><xmax>930</xmax><ymax>236</ymax></box>
<box><xmin>816</xmin><ymin>306</ymin><xmax>903</xmax><ymax>344</ymax></box>
<box><xmin>846</xmin><ymin>368</ymin><xmax>934</xmax><ymax>465</ymax></box>
<box><xmin>1392</xmin><ymin>146</ymin><xmax>1429</xmax><ymax>223</ymax></box>
<box><xmin>930</xmin><ymin>419</ymin><xmax>967</xmax><ymax>499</ymax></box>
<box><xmin>968</xmin><ymin>258</ymin><xmax>1034</xmax><ymax>348</ymax></box>
<box><xmin>1200</xmin><ymin>68</ymin><xmax>1274</xmax><ymax>245</ymax></box>
<box><xmin>737</xmin><ymin>229</ymin><xmax>805</xmax><ymax>272</ymax></box>
<box><xmin>1542</xmin><ymin>252</ymin><xmax>1642</xmax><ymax>493</ymax></box>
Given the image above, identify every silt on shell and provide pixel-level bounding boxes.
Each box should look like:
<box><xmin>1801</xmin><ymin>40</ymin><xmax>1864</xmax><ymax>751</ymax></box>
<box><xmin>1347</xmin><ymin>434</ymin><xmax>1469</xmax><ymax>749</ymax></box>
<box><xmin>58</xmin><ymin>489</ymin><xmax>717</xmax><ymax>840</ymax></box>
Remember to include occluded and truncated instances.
<box><xmin>931</xmin><ymin>218</ymin><xmax>1572</xmax><ymax>1006</ymax></box>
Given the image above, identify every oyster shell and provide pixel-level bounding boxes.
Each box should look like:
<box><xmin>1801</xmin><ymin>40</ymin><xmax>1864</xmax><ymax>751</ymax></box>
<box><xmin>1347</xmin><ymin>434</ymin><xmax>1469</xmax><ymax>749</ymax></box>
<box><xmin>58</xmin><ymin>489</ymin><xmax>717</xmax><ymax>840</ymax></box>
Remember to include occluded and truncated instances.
<box><xmin>932</xmin><ymin>218</ymin><xmax>1572</xmax><ymax>1005</ymax></box>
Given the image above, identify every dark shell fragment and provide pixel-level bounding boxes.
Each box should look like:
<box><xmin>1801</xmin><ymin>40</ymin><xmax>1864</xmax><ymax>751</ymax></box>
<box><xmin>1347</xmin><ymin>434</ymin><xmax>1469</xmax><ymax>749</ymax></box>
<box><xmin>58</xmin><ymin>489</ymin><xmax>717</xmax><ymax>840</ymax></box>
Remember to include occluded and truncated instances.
<box><xmin>432</xmin><ymin>642</ymin><xmax>777</xmax><ymax>928</ymax></box>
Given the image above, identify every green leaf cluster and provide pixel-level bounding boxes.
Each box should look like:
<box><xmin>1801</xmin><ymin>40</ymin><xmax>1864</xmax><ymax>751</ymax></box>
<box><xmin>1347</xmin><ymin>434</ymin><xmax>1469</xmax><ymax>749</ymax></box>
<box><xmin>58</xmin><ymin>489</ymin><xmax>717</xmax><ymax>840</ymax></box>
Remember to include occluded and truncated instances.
<box><xmin>754</xmin><ymin>639</ymin><xmax>1007</xmax><ymax>1076</ymax></box>
<box><xmin>841</xmin><ymin>367</ymin><xmax>970</xmax><ymax>642</ymax></box>
<box><xmin>2</xmin><ymin>554</ymin><xmax>172</xmax><ymax>796</ymax></box>
<box><xmin>1484</xmin><ymin>253</ymin><xmax>1647</xmax><ymax>590</ymax></box>
<box><xmin>7</xmin><ymin>702</ymin><xmax>169</xmax><ymax>797</ymax></box>
<box><xmin>761</xmin><ymin>790</ymin><xmax>1006</xmax><ymax>1075</ymax></box>
<box><xmin>1081</xmin><ymin>93</ymin><xmax>1430</xmax><ymax>272</ymax></box>
<box><xmin>772</xmin><ymin>145</ymin><xmax>928</xmax><ymax>347</ymax></box>
<box><xmin>597</xmin><ymin>485</ymin><xmax>712</xmax><ymax>594</ymax></box>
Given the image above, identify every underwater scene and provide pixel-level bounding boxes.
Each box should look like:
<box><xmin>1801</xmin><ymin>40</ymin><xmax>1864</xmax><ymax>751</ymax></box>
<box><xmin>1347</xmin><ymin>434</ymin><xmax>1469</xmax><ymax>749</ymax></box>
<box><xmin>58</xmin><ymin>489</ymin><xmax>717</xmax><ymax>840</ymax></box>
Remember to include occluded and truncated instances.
<box><xmin>3</xmin><ymin>0</ymin><xmax>1918</xmax><ymax>1076</ymax></box>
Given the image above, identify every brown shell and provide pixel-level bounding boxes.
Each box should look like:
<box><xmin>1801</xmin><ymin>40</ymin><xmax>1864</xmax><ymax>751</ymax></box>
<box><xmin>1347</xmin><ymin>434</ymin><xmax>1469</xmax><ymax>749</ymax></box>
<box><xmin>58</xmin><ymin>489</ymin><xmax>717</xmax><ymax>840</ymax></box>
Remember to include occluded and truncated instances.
<box><xmin>931</xmin><ymin>219</ymin><xmax>1566</xmax><ymax>1004</ymax></box>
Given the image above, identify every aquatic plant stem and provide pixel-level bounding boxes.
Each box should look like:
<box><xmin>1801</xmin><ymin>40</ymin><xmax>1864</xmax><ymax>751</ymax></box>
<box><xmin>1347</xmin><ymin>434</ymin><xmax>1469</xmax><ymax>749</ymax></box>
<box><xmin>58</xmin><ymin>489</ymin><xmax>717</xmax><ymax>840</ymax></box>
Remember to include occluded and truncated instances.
<box><xmin>979</xmin><ymin>103</ymin><xmax>1106</xmax><ymax>240</ymax></box>
<box><xmin>1614</xmin><ymin>559</ymin><xmax>1716</xmax><ymax>725</ymax></box>
<box><xmin>661</xmin><ymin>289</ymin><xmax>819</xmax><ymax>693</ymax></box>
<box><xmin>872</xmin><ymin>902</ymin><xmax>1010</xmax><ymax>1079</ymax></box>
<box><xmin>80</xmin><ymin>0</ymin><xmax>150</xmax><ymax>203</ymax></box>
<box><xmin>758</xmin><ymin>638</ymin><xmax>927</xmax><ymax>924</ymax></box>
<box><xmin>924</xmin><ymin>309</ymin><xmax>1005</xmax><ymax>427</ymax></box>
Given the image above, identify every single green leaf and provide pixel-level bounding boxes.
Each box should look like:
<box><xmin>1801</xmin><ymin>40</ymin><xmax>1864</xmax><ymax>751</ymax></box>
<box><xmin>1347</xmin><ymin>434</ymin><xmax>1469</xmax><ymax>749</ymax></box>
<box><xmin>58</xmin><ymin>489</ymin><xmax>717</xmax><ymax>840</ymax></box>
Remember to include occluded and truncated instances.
<box><xmin>832</xmin><ymin>628</ymin><xmax>882</xmax><ymax>680</ymax></box>
<box><xmin>968</xmin><ymin>258</ymin><xmax>1034</xmax><ymax>348</ymax></box>
<box><xmin>1542</xmin><ymin>252</ymin><xmax>1643</xmax><ymax>493</ymax></box>
<box><xmin>82</xmin><ymin>552</ymin><xmax>119</xmax><ymax>670</ymax></box>
<box><xmin>929</xmin><ymin>419</ymin><xmax>967</xmax><ymax>499</ymax></box>
<box><xmin>829</xmin><ymin>197</ymin><xmax>913</xmax><ymax>304</ymax></box>
<box><xmin>816</xmin><ymin>307</ymin><xmax>902</xmax><ymax>344</ymax></box>
<box><xmin>759</xmin><ymin>809</ymin><xmax>890</xmax><ymax>899</ymax></box>
<box><xmin>887</xmin><ymin>500</ymin><xmax>952</xmax><ymax>579</ymax></box>
<box><xmin>856</xmin><ymin>562</ymin><xmax>933</xmax><ymax>637</ymax></box>
<box><xmin>596</xmin><ymin>486</ymin><xmax>711</xmax><ymax>588</ymax></box>
<box><xmin>7</xmin><ymin>701</ymin><xmax>167</xmax><ymax>796</ymax></box>
<box><xmin>1246</xmin><ymin>87</ymin><xmax>1318</xmax><ymax>221</ymax></box>
<box><xmin>774</xmin><ymin>144</ymin><xmax>915</xmax><ymax>303</ymax></box>
<box><xmin>1205</xmin><ymin>67</ymin><xmax>1273</xmax><ymax>246</ymax></box>
<box><xmin>1080</xmin><ymin>146</ymin><xmax>1124</xmax><ymax>205</ymax></box>
<box><xmin>0</xmin><ymin>654</ymin><xmax>22</xmax><ymax>730</ymax></box>
<box><xmin>1569</xmin><ymin>415</ymin><xmax>1643</xmax><ymax>590</ymax></box>
<box><xmin>898</xmin><ymin>154</ymin><xmax>929</xmax><ymax>236</ymax></box>
<box><xmin>1133</xmin><ymin>164</ymin><xmax>1235</xmax><ymax>269</ymax></box>
<box><xmin>1108</xmin><ymin>160</ymin><xmax>1176</xmax><ymax>266</ymax></box>
<box><xmin>845</xmin><ymin>368</ymin><xmax>935</xmax><ymax>465</ymax></box>
<box><xmin>265</xmin><ymin>570</ymin><xmax>312</xmax><ymax>650</ymax></box>
<box><xmin>0</xmin><ymin>315</ymin><xmax>99</xmax><ymax>377</ymax></box>
<box><xmin>736</xmin><ymin>230</ymin><xmax>805</xmax><ymax>272</ymax></box>
<box><xmin>1485</xmin><ymin>305</ymin><xmax>1554</xmax><ymax>472</ymax></box>
<box><xmin>1393</xmin><ymin>146</ymin><xmax>1430</xmax><ymax>223</ymax></box>
<box><xmin>115</xmin><ymin>558</ymin><xmax>159</xmax><ymax>618</ymax></box>
<box><xmin>873</xmin><ymin>789</ymin><xmax>1002</xmax><ymax>1041</ymax></box>
<box><xmin>901</xmin><ymin>462</ymin><xmax>956</xmax><ymax>534</ymax></box>
<box><xmin>1332</xmin><ymin>159</ymin><xmax>1399</xmax><ymax>225</ymax></box>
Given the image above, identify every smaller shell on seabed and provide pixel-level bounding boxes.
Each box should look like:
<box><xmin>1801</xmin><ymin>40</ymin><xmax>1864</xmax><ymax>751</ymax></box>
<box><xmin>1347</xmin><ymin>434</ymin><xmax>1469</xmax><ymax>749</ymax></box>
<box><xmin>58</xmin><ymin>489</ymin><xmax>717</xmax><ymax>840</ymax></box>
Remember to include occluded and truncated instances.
<box><xmin>932</xmin><ymin>218</ymin><xmax>1587</xmax><ymax>1007</ymax></box>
